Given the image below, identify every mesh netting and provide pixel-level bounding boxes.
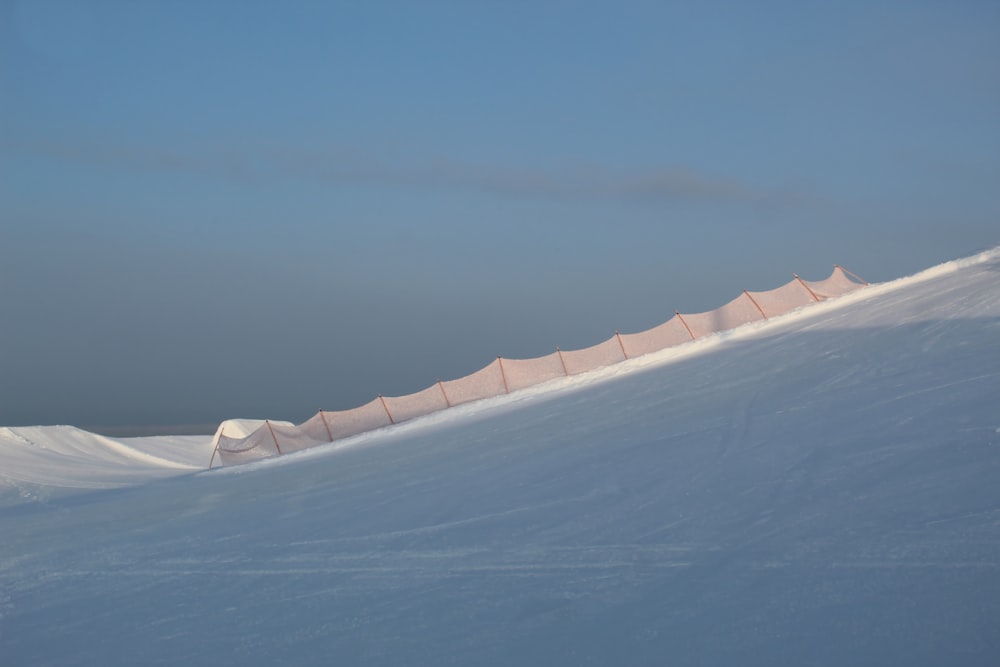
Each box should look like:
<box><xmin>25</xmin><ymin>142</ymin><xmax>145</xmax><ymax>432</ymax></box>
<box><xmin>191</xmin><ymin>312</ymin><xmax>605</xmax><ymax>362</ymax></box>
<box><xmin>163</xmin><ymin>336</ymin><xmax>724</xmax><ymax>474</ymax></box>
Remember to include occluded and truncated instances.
<box><xmin>267</xmin><ymin>420</ymin><xmax>325</xmax><ymax>454</ymax></box>
<box><xmin>746</xmin><ymin>279</ymin><xmax>817</xmax><ymax>318</ymax></box>
<box><xmin>440</xmin><ymin>358</ymin><xmax>508</xmax><ymax>407</ymax></box>
<box><xmin>619</xmin><ymin>315</ymin><xmax>693</xmax><ymax>358</ymax></box>
<box><xmin>680</xmin><ymin>292</ymin><xmax>765</xmax><ymax>339</ymax></box>
<box><xmin>499</xmin><ymin>352</ymin><xmax>568</xmax><ymax>392</ymax></box>
<box><xmin>216</xmin><ymin>427</ymin><xmax>280</xmax><ymax>466</ymax></box>
<box><xmin>324</xmin><ymin>398</ymin><xmax>393</xmax><ymax>440</ymax></box>
<box><xmin>383</xmin><ymin>384</ymin><xmax>450</xmax><ymax>424</ymax></box>
<box><xmin>803</xmin><ymin>266</ymin><xmax>865</xmax><ymax>299</ymax></box>
<box><xmin>299</xmin><ymin>412</ymin><xmax>335</xmax><ymax>442</ymax></box>
<box><xmin>213</xmin><ymin>264</ymin><xmax>868</xmax><ymax>466</ymax></box>
<box><xmin>560</xmin><ymin>336</ymin><xmax>627</xmax><ymax>375</ymax></box>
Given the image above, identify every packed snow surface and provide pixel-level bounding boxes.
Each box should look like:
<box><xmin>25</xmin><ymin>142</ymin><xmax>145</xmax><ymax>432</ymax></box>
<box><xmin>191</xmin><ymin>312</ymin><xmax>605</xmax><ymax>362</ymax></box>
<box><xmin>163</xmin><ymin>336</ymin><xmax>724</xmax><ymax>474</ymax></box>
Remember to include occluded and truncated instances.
<box><xmin>0</xmin><ymin>426</ymin><xmax>212</xmax><ymax>504</ymax></box>
<box><xmin>2</xmin><ymin>249</ymin><xmax>999</xmax><ymax>665</ymax></box>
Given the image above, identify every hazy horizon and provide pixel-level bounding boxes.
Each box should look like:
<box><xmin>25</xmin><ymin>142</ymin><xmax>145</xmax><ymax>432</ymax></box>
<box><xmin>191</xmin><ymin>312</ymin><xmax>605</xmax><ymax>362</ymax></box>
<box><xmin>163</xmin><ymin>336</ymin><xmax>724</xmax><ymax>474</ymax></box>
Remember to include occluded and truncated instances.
<box><xmin>3</xmin><ymin>1</ymin><xmax>998</xmax><ymax>430</ymax></box>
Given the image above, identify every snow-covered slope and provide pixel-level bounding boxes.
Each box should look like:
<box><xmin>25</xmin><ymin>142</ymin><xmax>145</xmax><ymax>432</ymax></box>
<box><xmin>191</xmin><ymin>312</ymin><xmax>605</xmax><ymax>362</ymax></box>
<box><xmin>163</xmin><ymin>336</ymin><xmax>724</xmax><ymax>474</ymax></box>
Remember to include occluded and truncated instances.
<box><xmin>2</xmin><ymin>249</ymin><xmax>999</xmax><ymax>666</ymax></box>
<box><xmin>0</xmin><ymin>426</ymin><xmax>213</xmax><ymax>505</ymax></box>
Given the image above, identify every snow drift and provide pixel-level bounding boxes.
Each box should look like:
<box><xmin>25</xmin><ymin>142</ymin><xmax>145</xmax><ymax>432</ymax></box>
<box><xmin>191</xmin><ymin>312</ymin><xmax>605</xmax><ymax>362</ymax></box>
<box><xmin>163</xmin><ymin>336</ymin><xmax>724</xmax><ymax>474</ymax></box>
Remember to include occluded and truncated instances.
<box><xmin>0</xmin><ymin>425</ymin><xmax>212</xmax><ymax>505</ymax></box>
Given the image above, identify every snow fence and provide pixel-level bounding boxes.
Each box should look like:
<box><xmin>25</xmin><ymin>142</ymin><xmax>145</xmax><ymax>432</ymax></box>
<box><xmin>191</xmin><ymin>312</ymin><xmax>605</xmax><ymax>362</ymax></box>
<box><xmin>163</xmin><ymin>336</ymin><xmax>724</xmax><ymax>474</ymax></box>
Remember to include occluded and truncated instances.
<box><xmin>211</xmin><ymin>266</ymin><xmax>866</xmax><ymax>467</ymax></box>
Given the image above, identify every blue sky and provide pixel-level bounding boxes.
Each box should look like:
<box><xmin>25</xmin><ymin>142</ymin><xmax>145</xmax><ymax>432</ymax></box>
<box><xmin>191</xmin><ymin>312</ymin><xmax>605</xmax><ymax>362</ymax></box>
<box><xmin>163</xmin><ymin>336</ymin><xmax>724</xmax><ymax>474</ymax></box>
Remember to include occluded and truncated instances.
<box><xmin>2</xmin><ymin>0</ymin><xmax>998</xmax><ymax>432</ymax></box>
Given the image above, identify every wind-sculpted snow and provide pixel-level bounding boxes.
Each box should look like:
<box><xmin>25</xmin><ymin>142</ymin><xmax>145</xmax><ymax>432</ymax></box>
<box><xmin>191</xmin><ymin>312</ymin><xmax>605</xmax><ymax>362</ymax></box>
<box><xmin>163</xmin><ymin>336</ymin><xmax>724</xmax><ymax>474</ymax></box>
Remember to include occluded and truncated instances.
<box><xmin>2</xmin><ymin>248</ymin><xmax>999</xmax><ymax>665</ymax></box>
<box><xmin>0</xmin><ymin>426</ymin><xmax>212</xmax><ymax>505</ymax></box>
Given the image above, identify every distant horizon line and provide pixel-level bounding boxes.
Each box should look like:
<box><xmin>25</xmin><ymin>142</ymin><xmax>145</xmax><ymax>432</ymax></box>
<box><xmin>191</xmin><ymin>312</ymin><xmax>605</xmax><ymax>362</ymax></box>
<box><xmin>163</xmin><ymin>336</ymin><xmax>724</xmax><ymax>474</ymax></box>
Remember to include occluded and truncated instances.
<box><xmin>83</xmin><ymin>423</ymin><xmax>218</xmax><ymax>438</ymax></box>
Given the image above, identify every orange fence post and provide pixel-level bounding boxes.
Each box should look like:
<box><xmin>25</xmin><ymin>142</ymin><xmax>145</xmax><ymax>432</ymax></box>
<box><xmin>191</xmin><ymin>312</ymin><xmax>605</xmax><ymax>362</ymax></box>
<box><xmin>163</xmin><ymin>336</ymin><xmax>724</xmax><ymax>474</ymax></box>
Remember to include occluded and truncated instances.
<box><xmin>497</xmin><ymin>356</ymin><xmax>510</xmax><ymax>394</ymax></box>
<box><xmin>319</xmin><ymin>410</ymin><xmax>334</xmax><ymax>442</ymax></box>
<box><xmin>743</xmin><ymin>290</ymin><xmax>767</xmax><ymax>320</ymax></box>
<box><xmin>265</xmin><ymin>420</ymin><xmax>283</xmax><ymax>455</ymax></box>
<box><xmin>556</xmin><ymin>347</ymin><xmax>568</xmax><ymax>375</ymax></box>
<box><xmin>378</xmin><ymin>394</ymin><xmax>395</xmax><ymax>424</ymax></box>
<box><xmin>794</xmin><ymin>274</ymin><xmax>821</xmax><ymax>302</ymax></box>
<box><xmin>835</xmin><ymin>264</ymin><xmax>869</xmax><ymax>286</ymax></box>
<box><xmin>615</xmin><ymin>331</ymin><xmax>628</xmax><ymax>359</ymax></box>
<box><xmin>675</xmin><ymin>310</ymin><xmax>696</xmax><ymax>340</ymax></box>
<box><xmin>438</xmin><ymin>380</ymin><xmax>452</xmax><ymax>408</ymax></box>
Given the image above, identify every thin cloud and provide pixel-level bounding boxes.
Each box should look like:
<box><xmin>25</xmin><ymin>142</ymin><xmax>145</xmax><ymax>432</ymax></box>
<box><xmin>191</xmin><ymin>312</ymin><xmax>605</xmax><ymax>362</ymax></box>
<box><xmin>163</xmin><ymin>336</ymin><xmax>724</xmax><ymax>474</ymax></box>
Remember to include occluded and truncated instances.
<box><xmin>267</xmin><ymin>148</ymin><xmax>774</xmax><ymax>205</ymax></box>
<box><xmin>7</xmin><ymin>137</ymin><xmax>790</xmax><ymax>206</ymax></box>
<box><xmin>12</xmin><ymin>138</ymin><xmax>203</xmax><ymax>175</ymax></box>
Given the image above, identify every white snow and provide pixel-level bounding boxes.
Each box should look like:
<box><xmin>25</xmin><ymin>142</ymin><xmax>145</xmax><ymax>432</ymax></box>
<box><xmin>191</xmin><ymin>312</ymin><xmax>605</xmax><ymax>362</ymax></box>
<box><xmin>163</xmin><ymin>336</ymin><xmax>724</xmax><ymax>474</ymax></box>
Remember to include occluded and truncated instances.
<box><xmin>0</xmin><ymin>426</ymin><xmax>212</xmax><ymax>505</ymax></box>
<box><xmin>2</xmin><ymin>247</ymin><xmax>999</xmax><ymax>665</ymax></box>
